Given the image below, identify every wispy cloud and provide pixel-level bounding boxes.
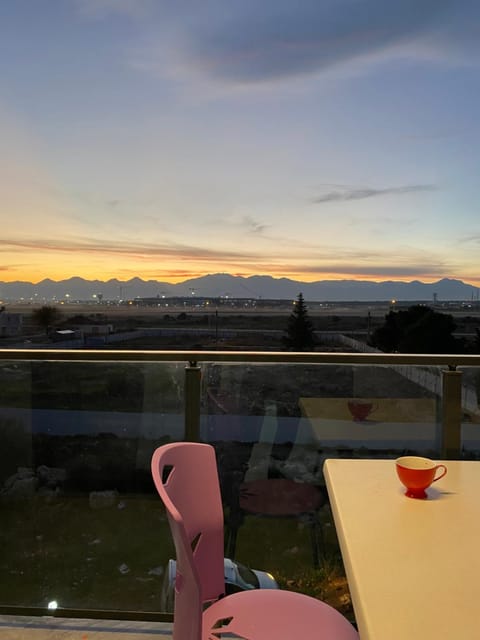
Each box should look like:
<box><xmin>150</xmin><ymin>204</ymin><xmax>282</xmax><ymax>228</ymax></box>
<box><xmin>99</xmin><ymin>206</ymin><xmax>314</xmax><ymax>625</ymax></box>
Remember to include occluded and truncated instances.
<box><xmin>297</xmin><ymin>264</ymin><xmax>449</xmax><ymax>278</ymax></box>
<box><xmin>1</xmin><ymin>236</ymin><xmax>259</xmax><ymax>263</ymax></box>
<box><xmin>458</xmin><ymin>233</ymin><xmax>480</xmax><ymax>244</ymax></box>
<box><xmin>0</xmin><ymin>233</ymin><xmax>458</xmax><ymax>283</ymax></box>
<box><xmin>179</xmin><ymin>0</ymin><xmax>470</xmax><ymax>84</ymax></box>
<box><xmin>206</xmin><ymin>214</ymin><xmax>270</xmax><ymax>236</ymax></box>
<box><xmin>241</xmin><ymin>216</ymin><xmax>268</xmax><ymax>234</ymax></box>
<box><xmin>120</xmin><ymin>0</ymin><xmax>480</xmax><ymax>89</ymax></box>
<box><xmin>312</xmin><ymin>184</ymin><xmax>437</xmax><ymax>204</ymax></box>
<box><xmin>238</xmin><ymin>260</ymin><xmax>453</xmax><ymax>281</ymax></box>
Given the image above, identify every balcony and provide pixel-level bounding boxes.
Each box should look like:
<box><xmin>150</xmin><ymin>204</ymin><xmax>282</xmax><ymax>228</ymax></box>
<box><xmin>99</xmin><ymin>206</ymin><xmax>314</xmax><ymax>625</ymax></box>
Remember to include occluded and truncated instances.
<box><xmin>1</xmin><ymin>347</ymin><xmax>479</xmax><ymax>634</ymax></box>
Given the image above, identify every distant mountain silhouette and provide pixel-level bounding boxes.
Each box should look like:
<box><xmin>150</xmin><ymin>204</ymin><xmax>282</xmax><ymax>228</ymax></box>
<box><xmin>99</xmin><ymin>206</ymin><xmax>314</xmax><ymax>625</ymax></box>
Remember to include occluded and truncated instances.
<box><xmin>0</xmin><ymin>274</ymin><xmax>478</xmax><ymax>302</ymax></box>
<box><xmin>0</xmin><ymin>273</ymin><xmax>479</xmax><ymax>302</ymax></box>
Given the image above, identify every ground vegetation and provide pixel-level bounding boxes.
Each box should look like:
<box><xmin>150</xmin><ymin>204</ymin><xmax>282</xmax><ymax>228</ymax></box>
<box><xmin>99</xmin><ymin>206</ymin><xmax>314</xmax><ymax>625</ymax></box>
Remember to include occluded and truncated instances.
<box><xmin>32</xmin><ymin>305</ymin><xmax>62</xmax><ymax>335</ymax></box>
<box><xmin>370</xmin><ymin>305</ymin><xmax>460</xmax><ymax>353</ymax></box>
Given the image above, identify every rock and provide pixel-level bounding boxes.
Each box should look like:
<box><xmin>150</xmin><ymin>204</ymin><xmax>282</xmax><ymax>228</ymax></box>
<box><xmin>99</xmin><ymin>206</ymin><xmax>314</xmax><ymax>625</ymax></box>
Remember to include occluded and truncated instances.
<box><xmin>1</xmin><ymin>476</ymin><xmax>38</xmax><ymax>498</ymax></box>
<box><xmin>36</xmin><ymin>465</ymin><xmax>66</xmax><ymax>488</ymax></box>
<box><xmin>118</xmin><ymin>563</ymin><xmax>130</xmax><ymax>574</ymax></box>
<box><xmin>148</xmin><ymin>566</ymin><xmax>164</xmax><ymax>576</ymax></box>
<box><xmin>89</xmin><ymin>490</ymin><xmax>119</xmax><ymax>509</ymax></box>
<box><xmin>1</xmin><ymin>466</ymin><xmax>66</xmax><ymax>499</ymax></box>
<box><xmin>4</xmin><ymin>467</ymin><xmax>35</xmax><ymax>490</ymax></box>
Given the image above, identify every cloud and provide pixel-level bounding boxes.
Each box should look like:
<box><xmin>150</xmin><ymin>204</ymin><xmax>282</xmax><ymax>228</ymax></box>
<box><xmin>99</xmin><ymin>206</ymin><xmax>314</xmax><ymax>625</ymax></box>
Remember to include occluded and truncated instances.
<box><xmin>241</xmin><ymin>216</ymin><xmax>268</xmax><ymax>234</ymax></box>
<box><xmin>312</xmin><ymin>184</ymin><xmax>437</xmax><ymax>204</ymax></box>
<box><xmin>238</xmin><ymin>260</ymin><xmax>452</xmax><ymax>281</ymax></box>
<box><xmin>458</xmin><ymin>234</ymin><xmax>480</xmax><ymax>244</ymax></box>
<box><xmin>298</xmin><ymin>264</ymin><xmax>449</xmax><ymax>278</ymax></box>
<box><xmin>1</xmin><ymin>232</ymin><xmax>459</xmax><ymax>283</ymax></box>
<box><xmin>206</xmin><ymin>214</ymin><xmax>270</xmax><ymax>236</ymax></box>
<box><xmin>182</xmin><ymin>0</ymin><xmax>467</xmax><ymax>84</ymax></box>
<box><xmin>1</xmin><ymin>235</ymin><xmax>260</xmax><ymax>263</ymax></box>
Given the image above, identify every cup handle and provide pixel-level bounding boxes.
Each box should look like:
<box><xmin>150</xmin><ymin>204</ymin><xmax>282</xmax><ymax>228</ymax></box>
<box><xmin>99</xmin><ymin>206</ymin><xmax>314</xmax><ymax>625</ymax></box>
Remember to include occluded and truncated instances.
<box><xmin>433</xmin><ymin>465</ymin><xmax>447</xmax><ymax>482</ymax></box>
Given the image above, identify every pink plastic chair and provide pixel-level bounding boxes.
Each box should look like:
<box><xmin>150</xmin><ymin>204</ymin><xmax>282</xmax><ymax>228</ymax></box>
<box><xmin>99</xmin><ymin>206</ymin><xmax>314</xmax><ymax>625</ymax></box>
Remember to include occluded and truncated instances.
<box><xmin>151</xmin><ymin>442</ymin><xmax>359</xmax><ymax>640</ymax></box>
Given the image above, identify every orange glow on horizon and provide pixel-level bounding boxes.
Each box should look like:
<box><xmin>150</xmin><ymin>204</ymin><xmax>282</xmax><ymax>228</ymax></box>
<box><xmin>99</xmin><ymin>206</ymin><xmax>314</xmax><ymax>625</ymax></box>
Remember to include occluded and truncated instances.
<box><xmin>2</xmin><ymin>263</ymin><xmax>480</xmax><ymax>288</ymax></box>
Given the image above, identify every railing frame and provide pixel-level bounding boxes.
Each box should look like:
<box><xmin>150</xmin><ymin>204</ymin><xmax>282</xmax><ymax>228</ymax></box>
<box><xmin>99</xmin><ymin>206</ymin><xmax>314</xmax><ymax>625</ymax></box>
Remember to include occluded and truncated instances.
<box><xmin>2</xmin><ymin>348</ymin><xmax>479</xmax><ymax>454</ymax></box>
<box><xmin>185</xmin><ymin>360</ymin><xmax>201</xmax><ymax>441</ymax></box>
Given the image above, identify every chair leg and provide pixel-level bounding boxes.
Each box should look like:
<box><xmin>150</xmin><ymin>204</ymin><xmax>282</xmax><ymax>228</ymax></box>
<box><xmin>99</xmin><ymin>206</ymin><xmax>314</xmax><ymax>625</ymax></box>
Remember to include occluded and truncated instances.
<box><xmin>225</xmin><ymin>509</ymin><xmax>244</xmax><ymax>559</ymax></box>
<box><xmin>308</xmin><ymin>513</ymin><xmax>324</xmax><ymax>569</ymax></box>
<box><xmin>226</xmin><ymin>523</ymin><xmax>238</xmax><ymax>559</ymax></box>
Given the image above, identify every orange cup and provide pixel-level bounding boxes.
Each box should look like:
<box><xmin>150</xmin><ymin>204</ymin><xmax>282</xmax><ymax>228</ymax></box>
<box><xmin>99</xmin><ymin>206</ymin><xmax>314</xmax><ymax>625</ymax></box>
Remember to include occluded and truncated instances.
<box><xmin>396</xmin><ymin>456</ymin><xmax>447</xmax><ymax>499</ymax></box>
<box><xmin>348</xmin><ymin>400</ymin><xmax>377</xmax><ymax>422</ymax></box>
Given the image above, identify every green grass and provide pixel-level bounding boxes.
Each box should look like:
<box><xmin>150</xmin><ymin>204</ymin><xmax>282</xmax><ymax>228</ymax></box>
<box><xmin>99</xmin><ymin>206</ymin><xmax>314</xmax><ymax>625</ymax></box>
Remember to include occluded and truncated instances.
<box><xmin>0</xmin><ymin>494</ymin><xmax>173</xmax><ymax>611</ymax></box>
<box><xmin>0</xmin><ymin>493</ymin><xmax>351</xmax><ymax>616</ymax></box>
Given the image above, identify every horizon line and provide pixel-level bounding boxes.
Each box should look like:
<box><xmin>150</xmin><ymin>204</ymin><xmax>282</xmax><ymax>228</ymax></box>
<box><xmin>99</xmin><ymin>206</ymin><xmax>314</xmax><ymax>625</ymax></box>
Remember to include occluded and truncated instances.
<box><xmin>1</xmin><ymin>273</ymin><xmax>479</xmax><ymax>288</ymax></box>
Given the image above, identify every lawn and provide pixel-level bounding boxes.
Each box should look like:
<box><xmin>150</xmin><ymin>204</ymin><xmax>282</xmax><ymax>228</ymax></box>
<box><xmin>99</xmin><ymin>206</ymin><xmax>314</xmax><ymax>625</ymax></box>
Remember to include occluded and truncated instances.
<box><xmin>0</xmin><ymin>490</ymin><xmax>353</xmax><ymax>618</ymax></box>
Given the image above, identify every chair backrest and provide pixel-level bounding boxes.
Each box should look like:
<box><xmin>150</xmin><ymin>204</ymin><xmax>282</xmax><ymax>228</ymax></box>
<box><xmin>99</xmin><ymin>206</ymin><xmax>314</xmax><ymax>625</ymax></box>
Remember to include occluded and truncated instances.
<box><xmin>151</xmin><ymin>443</ymin><xmax>225</xmax><ymax>640</ymax></box>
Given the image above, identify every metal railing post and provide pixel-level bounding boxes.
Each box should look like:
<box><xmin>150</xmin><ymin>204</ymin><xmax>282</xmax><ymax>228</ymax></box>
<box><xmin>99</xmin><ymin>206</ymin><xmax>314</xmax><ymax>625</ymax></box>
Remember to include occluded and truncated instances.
<box><xmin>184</xmin><ymin>361</ymin><xmax>201</xmax><ymax>441</ymax></box>
<box><xmin>441</xmin><ymin>367</ymin><xmax>462</xmax><ymax>459</ymax></box>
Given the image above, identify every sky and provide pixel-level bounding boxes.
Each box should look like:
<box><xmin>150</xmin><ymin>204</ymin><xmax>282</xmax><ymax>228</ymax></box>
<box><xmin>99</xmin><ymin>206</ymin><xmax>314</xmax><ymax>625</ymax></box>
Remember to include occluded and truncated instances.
<box><xmin>1</xmin><ymin>0</ymin><xmax>480</xmax><ymax>286</ymax></box>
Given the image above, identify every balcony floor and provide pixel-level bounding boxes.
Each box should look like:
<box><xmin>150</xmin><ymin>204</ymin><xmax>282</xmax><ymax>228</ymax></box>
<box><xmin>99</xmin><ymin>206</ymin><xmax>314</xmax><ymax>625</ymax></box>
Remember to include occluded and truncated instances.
<box><xmin>0</xmin><ymin>615</ymin><xmax>172</xmax><ymax>640</ymax></box>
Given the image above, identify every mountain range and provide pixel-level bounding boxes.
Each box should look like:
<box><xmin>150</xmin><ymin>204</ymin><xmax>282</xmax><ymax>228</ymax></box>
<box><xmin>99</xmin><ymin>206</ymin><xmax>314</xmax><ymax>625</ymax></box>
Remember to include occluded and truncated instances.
<box><xmin>1</xmin><ymin>274</ymin><xmax>479</xmax><ymax>303</ymax></box>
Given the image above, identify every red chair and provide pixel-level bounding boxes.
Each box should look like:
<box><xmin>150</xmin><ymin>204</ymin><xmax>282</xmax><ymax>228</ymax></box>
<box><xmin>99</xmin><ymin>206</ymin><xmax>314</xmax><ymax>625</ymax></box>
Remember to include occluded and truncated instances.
<box><xmin>151</xmin><ymin>442</ymin><xmax>359</xmax><ymax>640</ymax></box>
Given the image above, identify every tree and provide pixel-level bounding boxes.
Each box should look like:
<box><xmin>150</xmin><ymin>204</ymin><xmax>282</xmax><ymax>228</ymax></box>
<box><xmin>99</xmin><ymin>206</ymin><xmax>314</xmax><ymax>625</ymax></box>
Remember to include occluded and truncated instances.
<box><xmin>283</xmin><ymin>293</ymin><xmax>316</xmax><ymax>351</ymax></box>
<box><xmin>370</xmin><ymin>304</ymin><xmax>459</xmax><ymax>353</ymax></box>
<box><xmin>32</xmin><ymin>305</ymin><xmax>62</xmax><ymax>335</ymax></box>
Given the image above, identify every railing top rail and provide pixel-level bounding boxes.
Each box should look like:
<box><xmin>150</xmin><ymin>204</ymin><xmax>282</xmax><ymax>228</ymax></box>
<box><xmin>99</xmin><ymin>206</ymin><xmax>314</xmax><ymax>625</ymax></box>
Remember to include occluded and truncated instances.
<box><xmin>1</xmin><ymin>348</ymin><xmax>480</xmax><ymax>367</ymax></box>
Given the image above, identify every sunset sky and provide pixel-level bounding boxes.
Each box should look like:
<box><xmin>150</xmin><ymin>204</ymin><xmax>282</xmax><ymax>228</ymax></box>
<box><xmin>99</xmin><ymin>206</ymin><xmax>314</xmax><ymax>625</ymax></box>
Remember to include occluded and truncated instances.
<box><xmin>1</xmin><ymin>0</ymin><xmax>480</xmax><ymax>286</ymax></box>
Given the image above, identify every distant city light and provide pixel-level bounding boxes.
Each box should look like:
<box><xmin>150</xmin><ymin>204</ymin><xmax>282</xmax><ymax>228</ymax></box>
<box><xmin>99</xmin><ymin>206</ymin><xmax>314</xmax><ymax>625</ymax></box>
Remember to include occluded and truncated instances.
<box><xmin>47</xmin><ymin>600</ymin><xmax>58</xmax><ymax>610</ymax></box>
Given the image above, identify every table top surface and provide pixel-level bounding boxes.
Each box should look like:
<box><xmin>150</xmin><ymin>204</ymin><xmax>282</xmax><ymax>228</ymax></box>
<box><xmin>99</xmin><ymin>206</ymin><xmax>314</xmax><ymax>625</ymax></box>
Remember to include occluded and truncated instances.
<box><xmin>324</xmin><ymin>458</ymin><xmax>480</xmax><ymax>640</ymax></box>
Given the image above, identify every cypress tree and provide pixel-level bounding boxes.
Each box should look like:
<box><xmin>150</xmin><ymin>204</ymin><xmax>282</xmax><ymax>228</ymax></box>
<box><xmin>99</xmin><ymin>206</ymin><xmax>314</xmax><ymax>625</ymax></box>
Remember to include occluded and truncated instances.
<box><xmin>283</xmin><ymin>293</ymin><xmax>316</xmax><ymax>351</ymax></box>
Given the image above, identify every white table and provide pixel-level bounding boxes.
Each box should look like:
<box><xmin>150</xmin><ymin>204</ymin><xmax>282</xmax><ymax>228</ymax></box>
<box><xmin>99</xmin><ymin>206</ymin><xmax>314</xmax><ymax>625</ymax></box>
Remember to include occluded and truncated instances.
<box><xmin>324</xmin><ymin>459</ymin><xmax>480</xmax><ymax>640</ymax></box>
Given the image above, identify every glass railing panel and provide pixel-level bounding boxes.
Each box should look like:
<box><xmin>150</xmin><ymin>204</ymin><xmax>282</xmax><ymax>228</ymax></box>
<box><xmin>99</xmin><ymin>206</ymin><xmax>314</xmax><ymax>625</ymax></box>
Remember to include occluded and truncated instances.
<box><xmin>201</xmin><ymin>361</ymin><xmax>442</xmax><ymax>614</ymax></box>
<box><xmin>202</xmin><ymin>362</ymin><xmax>443</xmax><ymax>457</ymax></box>
<box><xmin>0</xmin><ymin>352</ymin><xmax>468</xmax><ymax>620</ymax></box>
<box><xmin>0</xmin><ymin>359</ymin><xmax>33</xmax><ymax>488</ymax></box>
<box><xmin>0</xmin><ymin>360</ymin><xmax>183</xmax><ymax>613</ymax></box>
<box><xmin>458</xmin><ymin>366</ymin><xmax>480</xmax><ymax>457</ymax></box>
